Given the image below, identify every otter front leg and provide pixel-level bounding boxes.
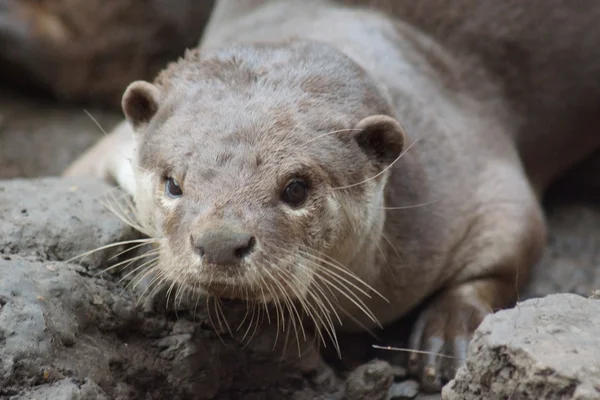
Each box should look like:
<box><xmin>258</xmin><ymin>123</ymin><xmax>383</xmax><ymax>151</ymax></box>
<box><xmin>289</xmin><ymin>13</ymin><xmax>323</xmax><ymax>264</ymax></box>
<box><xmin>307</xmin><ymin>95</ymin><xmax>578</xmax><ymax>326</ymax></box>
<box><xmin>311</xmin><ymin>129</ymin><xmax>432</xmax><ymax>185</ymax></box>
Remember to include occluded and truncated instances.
<box><xmin>408</xmin><ymin>188</ymin><xmax>547</xmax><ymax>393</ymax></box>
<box><xmin>407</xmin><ymin>278</ymin><xmax>517</xmax><ymax>392</ymax></box>
<box><xmin>62</xmin><ymin>120</ymin><xmax>137</xmax><ymax>196</ymax></box>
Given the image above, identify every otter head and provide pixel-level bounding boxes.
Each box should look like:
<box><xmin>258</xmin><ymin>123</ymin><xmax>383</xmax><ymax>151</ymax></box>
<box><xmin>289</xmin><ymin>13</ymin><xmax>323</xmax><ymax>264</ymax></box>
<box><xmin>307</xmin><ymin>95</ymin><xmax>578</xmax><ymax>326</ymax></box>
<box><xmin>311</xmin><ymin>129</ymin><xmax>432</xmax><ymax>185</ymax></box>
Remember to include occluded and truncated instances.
<box><xmin>120</xmin><ymin>40</ymin><xmax>405</xmax><ymax>308</ymax></box>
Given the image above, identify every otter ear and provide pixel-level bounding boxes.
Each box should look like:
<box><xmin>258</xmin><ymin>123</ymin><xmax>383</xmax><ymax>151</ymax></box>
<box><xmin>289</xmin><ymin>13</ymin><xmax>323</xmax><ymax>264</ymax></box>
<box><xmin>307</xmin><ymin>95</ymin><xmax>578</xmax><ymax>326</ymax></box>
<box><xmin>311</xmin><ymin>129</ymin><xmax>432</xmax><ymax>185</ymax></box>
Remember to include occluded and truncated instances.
<box><xmin>122</xmin><ymin>80</ymin><xmax>161</xmax><ymax>130</ymax></box>
<box><xmin>353</xmin><ymin>115</ymin><xmax>406</xmax><ymax>169</ymax></box>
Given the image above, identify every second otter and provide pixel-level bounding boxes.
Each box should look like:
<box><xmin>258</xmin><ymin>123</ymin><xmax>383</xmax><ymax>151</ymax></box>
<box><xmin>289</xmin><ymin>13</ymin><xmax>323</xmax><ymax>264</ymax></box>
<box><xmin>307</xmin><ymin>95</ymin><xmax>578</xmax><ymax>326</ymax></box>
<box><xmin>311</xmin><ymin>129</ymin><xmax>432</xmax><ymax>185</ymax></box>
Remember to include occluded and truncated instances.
<box><xmin>64</xmin><ymin>0</ymin><xmax>600</xmax><ymax>393</ymax></box>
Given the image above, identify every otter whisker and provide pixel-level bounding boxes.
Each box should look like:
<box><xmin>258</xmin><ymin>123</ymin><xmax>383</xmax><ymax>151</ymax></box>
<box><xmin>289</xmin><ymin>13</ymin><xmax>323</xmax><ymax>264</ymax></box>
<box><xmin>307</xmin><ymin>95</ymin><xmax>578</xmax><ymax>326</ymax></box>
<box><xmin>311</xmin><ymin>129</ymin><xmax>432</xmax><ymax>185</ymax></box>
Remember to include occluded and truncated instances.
<box><xmin>379</xmin><ymin>234</ymin><xmax>402</xmax><ymax>286</ymax></box>
<box><xmin>102</xmin><ymin>188</ymin><xmax>135</xmax><ymax>223</ymax></box>
<box><xmin>174</xmin><ymin>280</ymin><xmax>187</xmax><ymax>310</ymax></box>
<box><xmin>297</xmin><ymin>276</ymin><xmax>342</xmax><ymax>355</ymax></box>
<box><xmin>379</xmin><ymin>199</ymin><xmax>439</xmax><ymax>210</ymax></box>
<box><xmin>332</xmin><ymin>135</ymin><xmax>421</xmax><ymax>190</ymax></box>
<box><xmin>211</xmin><ymin>296</ymin><xmax>226</xmax><ymax>336</ymax></box>
<box><xmin>103</xmin><ymin>184</ymin><xmax>159</xmax><ymax>238</ymax></box>
<box><xmin>297</xmin><ymin>249</ymin><xmax>381</xmax><ymax>306</ymax></box>
<box><xmin>215</xmin><ymin>297</ymin><xmax>233</xmax><ymax>337</ymax></box>
<box><xmin>259</xmin><ymin>274</ymin><xmax>283</xmax><ymax>350</ymax></box>
<box><xmin>240</xmin><ymin>298</ymin><xmax>258</xmax><ymax>343</ymax></box>
<box><xmin>65</xmin><ymin>238</ymin><xmax>158</xmax><ymax>264</ymax></box>
<box><xmin>275</xmin><ymin>266</ymin><xmax>327</xmax><ymax>346</ymax></box>
<box><xmin>264</xmin><ymin>264</ymin><xmax>306</xmax><ymax>346</ymax></box>
<box><xmin>299</xmin><ymin>246</ymin><xmax>389</xmax><ymax>302</ymax></box>
<box><xmin>236</xmin><ymin>299</ymin><xmax>253</xmax><ymax>334</ymax></box>
<box><xmin>193</xmin><ymin>283</ymin><xmax>202</xmax><ymax>323</ymax></box>
<box><xmin>165</xmin><ymin>279</ymin><xmax>179</xmax><ymax>310</ymax></box>
<box><xmin>82</xmin><ymin>109</ymin><xmax>109</xmax><ymax>136</ymax></box>
<box><xmin>107</xmin><ymin>241</ymin><xmax>156</xmax><ymax>261</ymax></box>
<box><xmin>303</xmin><ymin>128</ymin><xmax>362</xmax><ymax>145</ymax></box>
<box><xmin>295</xmin><ymin>253</ymin><xmax>382</xmax><ymax>327</ymax></box>
<box><xmin>206</xmin><ymin>296</ymin><xmax>227</xmax><ymax>346</ymax></box>
<box><xmin>371</xmin><ymin>344</ymin><xmax>460</xmax><ymax>360</ymax></box>
<box><xmin>119</xmin><ymin>256</ymin><xmax>160</xmax><ymax>285</ymax></box>
<box><xmin>293</xmin><ymin>257</ymin><xmax>381</xmax><ymax>339</ymax></box>
<box><xmin>255</xmin><ymin>274</ymin><xmax>272</xmax><ymax>325</ymax></box>
<box><xmin>265</xmin><ymin>245</ymin><xmax>345</xmax><ymax>328</ymax></box>
<box><xmin>237</xmin><ymin>273</ymin><xmax>260</xmax><ymax>338</ymax></box>
<box><xmin>135</xmin><ymin>268</ymin><xmax>167</xmax><ymax>308</ymax></box>
<box><xmin>141</xmin><ymin>270</ymin><xmax>168</xmax><ymax>302</ymax></box>
<box><xmin>332</xmin><ymin>299</ymin><xmax>381</xmax><ymax>340</ymax></box>
<box><xmin>284</xmin><ymin>121</ymin><xmax>304</xmax><ymax>140</ymax></box>
<box><xmin>96</xmin><ymin>249</ymin><xmax>160</xmax><ymax>277</ymax></box>
<box><xmin>127</xmin><ymin>264</ymin><xmax>160</xmax><ymax>301</ymax></box>
<box><xmin>264</xmin><ymin>269</ymin><xmax>303</xmax><ymax>352</ymax></box>
<box><xmin>263</xmin><ymin>265</ymin><xmax>301</xmax><ymax>357</ymax></box>
<box><xmin>242</xmin><ymin>295</ymin><xmax>268</xmax><ymax>349</ymax></box>
<box><xmin>277</xmin><ymin>265</ymin><xmax>340</xmax><ymax>356</ymax></box>
<box><xmin>381</xmin><ymin>233</ymin><xmax>401</xmax><ymax>261</ymax></box>
<box><xmin>314</xmin><ymin>270</ymin><xmax>381</xmax><ymax>327</ymax></box>
<box><xmin>102</xmin><ymin>188</ymin><xmax>147</xmax><ymax>233</ymax></box>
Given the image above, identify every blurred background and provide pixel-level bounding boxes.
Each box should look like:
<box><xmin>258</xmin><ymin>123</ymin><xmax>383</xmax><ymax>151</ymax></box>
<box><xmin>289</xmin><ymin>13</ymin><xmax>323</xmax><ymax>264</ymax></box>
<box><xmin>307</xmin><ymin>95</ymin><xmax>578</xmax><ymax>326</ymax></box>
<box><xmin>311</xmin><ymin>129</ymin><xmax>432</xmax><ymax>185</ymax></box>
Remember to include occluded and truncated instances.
<box><xmin>0</xmin><ymin>0</ymin><xmax>215</xmax><ymax>177</ymax></box>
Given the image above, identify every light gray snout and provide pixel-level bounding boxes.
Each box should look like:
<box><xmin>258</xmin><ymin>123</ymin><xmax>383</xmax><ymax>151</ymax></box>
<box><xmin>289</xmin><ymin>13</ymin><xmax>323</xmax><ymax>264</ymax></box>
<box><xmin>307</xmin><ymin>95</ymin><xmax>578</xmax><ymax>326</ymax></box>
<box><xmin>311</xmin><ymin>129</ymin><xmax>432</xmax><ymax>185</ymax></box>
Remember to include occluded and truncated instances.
<box><xmin>191</xmin><ymin>229</ymin><xmax>256</xmax><ymax>265</ymax></box>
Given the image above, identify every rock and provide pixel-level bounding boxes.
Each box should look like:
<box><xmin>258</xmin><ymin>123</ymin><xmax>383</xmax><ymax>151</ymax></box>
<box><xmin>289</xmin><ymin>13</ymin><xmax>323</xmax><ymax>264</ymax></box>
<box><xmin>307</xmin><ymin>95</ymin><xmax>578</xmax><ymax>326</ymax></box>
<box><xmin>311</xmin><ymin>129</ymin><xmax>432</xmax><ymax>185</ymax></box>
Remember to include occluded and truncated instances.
<box><xmin>391</xmin><ymin>365</ymin><xmax>408</xmax><ymax>380</ymax></box>
<box><xmin>0</xmin><ymin>177</ymin><xmax>139</xmax><ymax>268</ymax></box>
<box><xmin>0</xmin><ymin>255</ymin><xmax>315</xmax><ymax>399</ymax></box>
<box><xmin>346</xmin><ymin>359</ymin><xmax>394</xmax><ymax>400</ymax></box>
<box><xmin>388</xmin><ymin>380</ymin><xmax>420</xmax><ymax>399</ymax></box>
<box><xmin>525</xmin><ymin>203</ymin><xmax>600</xmax><ymax>300</ymax></box>
<box><xmin>9</xmin><ymin>378</ymin><xmax>110</xmax><ymax>400</ymax></box>
<box><xmin>442</xmin><ymin>294</ymin><xmax>600</xmax><ymax>400</ymax></box>
<box><xmin>0</xmin><ymin>88</ymin><xmax>121</xmax><ymax>179</ymax></box>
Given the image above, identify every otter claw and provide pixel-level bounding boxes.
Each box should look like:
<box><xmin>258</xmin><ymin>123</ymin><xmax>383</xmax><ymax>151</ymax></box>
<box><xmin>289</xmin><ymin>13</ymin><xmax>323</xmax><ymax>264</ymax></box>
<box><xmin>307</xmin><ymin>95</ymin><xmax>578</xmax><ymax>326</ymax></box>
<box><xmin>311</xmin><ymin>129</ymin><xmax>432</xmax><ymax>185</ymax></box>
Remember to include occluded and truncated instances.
<box><xmin>407</xmin><ymin>292</ymin><xmax>489</xmax><ymax>393</ymax></box>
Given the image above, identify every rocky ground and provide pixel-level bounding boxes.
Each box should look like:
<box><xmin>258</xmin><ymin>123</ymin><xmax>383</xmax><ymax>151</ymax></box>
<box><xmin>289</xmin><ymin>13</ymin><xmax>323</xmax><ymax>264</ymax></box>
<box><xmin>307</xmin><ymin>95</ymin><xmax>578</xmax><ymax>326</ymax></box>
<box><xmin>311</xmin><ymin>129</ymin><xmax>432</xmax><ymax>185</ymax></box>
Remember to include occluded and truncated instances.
<box><xmin>0</xmin><ymin>84</ymin><xmax>599</xmax><ymax>399</ymax></box>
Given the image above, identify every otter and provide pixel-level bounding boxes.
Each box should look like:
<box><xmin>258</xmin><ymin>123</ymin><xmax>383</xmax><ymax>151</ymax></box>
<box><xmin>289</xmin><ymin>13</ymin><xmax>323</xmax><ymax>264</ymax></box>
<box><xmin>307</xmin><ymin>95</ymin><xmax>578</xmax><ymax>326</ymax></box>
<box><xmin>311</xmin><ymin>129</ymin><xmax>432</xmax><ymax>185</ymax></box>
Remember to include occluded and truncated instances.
<box><xmin>63</xmin><ymin>0</ymin><xmax>600</xmax><ymax>393</ymax></box>
<box><xmin>0</xmin><ymin>0</ymin><xmax>215</xmax><ymax>107</ymax></box>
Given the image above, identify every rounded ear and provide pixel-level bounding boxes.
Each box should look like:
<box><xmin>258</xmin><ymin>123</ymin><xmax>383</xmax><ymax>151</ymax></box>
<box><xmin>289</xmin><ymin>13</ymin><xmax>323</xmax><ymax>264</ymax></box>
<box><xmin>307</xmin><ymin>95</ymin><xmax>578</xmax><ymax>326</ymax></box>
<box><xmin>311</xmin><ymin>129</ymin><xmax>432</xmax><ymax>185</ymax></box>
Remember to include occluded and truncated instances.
<box><xmin>353</xmin><ymin>115</ymin><xmax>406</xmax><ymax>168</ymax></box>
<box><xmin>121</xmin><ymin>80</ymin><xmax>161</xmax><ymax>130</ymax></box>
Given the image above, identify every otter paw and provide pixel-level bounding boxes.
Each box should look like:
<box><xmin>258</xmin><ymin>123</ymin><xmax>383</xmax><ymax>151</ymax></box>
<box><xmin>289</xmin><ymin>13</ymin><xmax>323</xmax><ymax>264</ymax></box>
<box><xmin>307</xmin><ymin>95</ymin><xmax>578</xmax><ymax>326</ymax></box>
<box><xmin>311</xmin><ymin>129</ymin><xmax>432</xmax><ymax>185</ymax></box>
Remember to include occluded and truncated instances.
<box><xmin>406</xmin><ymin>290</ymin><xmax>490</xmax><ymax>393</ymax></box>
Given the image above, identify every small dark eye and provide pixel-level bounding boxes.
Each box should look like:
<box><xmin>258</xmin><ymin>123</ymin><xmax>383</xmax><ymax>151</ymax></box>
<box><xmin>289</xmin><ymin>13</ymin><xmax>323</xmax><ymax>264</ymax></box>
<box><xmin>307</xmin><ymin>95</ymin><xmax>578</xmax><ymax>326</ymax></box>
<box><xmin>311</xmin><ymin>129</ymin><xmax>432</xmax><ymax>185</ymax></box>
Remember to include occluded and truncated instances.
<box><xmin>165</xmin><ymin>177</ymin><xmax>183</xmax><ymax>198</ymax></box>
<box><xmin>281</xmin><ymin>179</ymin><xmax>309</xmax><ymax>207</ymax></box>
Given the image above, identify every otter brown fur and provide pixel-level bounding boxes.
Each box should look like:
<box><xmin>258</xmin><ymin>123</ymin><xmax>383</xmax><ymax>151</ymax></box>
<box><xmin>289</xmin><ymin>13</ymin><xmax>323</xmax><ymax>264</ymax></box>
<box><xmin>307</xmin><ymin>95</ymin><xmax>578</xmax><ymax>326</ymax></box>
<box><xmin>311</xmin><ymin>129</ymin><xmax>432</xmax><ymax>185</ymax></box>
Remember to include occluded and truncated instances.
<box><xmin>64</xmin><ymin>0</ymin><xmax>600</xmax><ymax>393</ymax></box>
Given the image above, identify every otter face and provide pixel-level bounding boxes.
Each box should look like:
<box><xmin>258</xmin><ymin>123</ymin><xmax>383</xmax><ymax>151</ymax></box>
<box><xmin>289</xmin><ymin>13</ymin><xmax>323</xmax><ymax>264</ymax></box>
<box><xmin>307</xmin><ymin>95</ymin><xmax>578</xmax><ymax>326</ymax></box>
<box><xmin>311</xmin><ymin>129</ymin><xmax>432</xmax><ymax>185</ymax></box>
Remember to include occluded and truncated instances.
<box><xmin>121</xmin><ymin>41</ymin><xmax>405</xmax><ymax>306</ymax></box>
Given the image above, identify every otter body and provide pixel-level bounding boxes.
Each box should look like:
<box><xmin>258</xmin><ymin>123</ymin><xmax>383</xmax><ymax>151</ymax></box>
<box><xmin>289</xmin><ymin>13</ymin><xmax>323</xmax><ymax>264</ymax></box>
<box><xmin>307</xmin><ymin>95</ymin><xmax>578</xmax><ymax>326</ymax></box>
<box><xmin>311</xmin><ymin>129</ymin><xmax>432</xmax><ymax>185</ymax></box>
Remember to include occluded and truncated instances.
<box><xmin>64</xmin><ymin>0</ymin><xmax>600</xmax><ymax>393</ymax></box>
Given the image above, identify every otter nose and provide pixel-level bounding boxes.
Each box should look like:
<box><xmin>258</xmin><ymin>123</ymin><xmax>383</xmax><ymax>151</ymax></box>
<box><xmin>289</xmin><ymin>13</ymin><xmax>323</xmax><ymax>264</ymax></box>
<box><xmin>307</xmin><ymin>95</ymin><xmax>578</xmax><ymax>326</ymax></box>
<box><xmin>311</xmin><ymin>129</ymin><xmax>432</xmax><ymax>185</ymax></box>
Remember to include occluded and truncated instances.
<box><xmin>191</xmin><ymin>230</ymin><xmax>256</xmax><ymax>265</ymax></box>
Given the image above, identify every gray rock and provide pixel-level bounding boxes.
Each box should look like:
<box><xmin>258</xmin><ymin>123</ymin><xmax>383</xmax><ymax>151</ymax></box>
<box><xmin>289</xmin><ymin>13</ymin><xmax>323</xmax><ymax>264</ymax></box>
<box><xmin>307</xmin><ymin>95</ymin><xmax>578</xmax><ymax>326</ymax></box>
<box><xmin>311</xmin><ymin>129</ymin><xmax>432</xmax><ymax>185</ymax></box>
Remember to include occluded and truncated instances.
<box><xmin>346</xmin><ymin>359</ymin><xmax>394</xmax><ymax>400</ymax></box>
<box><xmin>442</xmin><ymin>293</ymin><xmax>600</xmax><ymax>400</ymax></box>
<box><xmin>0</xmin><ymin>177</ymin><xmax>139</xmax><ymax>268</ymax></box>
<box><xmin>9</xmin><ymin>379</ymin><xmax>110</xmax><ymax>400</ymax></box>
<box><xmin>524</xmin><ymin>203</ymin><xmax>600</xmax><ymax>300</ymax></box>
<box><xmin>0</xmin><ymin>255</ymin><xmax>315</xmax><ymax>399</ymax></box>
<box><xmin>388</xmin><ymin>379</ymin><xmax>420</xmax><ymax>399</ymax></box>
<box><xmin>0</xmin><ymin>88</ymin><xmax>121</xmax><ymax>179</ymax></box>
<box><xmin>391</xmin><ymin>365</ymin><xmax>408</xmax><ymax>380</ymax></box>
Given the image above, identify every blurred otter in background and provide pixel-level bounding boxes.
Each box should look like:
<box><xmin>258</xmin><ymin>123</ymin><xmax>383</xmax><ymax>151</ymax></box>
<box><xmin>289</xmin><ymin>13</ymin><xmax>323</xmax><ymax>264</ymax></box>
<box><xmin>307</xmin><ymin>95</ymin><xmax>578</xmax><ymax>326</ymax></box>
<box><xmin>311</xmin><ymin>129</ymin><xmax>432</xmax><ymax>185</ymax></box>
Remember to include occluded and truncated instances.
<box><xmin>0</xmin><ymin>0</ymin><xmax>215</xmax><ymax>108</ymax></box>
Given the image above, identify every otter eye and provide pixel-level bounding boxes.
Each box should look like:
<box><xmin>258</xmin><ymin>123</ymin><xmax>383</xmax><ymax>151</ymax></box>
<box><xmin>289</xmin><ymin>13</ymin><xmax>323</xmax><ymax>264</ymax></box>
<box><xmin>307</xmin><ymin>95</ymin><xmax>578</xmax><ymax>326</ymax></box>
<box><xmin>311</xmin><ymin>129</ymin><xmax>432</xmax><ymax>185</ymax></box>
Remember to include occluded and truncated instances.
<box><xmin>165</xmin><ymin>177</ymin><xmax>183</xmax><ymax>198</ymax></box>
<box><xmin>281</xmin><ymin>179</ymin><xmax>308</xmax><ymax>207</ymax></box>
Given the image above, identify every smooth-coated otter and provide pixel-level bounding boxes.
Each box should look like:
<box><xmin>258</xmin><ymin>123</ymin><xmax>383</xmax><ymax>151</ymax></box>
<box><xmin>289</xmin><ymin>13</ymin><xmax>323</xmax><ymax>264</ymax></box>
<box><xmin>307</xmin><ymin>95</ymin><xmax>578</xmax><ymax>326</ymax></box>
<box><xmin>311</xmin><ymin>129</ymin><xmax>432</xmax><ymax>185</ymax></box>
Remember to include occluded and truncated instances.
<box><xmin>64</xmin><ymin>0</ymin><xmax>600</xmax><ymax>393</ymax></box>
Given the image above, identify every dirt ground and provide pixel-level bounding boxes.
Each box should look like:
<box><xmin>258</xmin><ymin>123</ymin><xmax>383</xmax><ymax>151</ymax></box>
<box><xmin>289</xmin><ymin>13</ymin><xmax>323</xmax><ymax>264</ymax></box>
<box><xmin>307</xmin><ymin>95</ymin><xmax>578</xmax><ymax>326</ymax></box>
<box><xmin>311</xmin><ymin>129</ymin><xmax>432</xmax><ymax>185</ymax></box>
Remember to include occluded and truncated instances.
<box><xmin>1</xmin><ymin>84</ymin><xmax>599</xmax><ymax>399</ymax></box>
